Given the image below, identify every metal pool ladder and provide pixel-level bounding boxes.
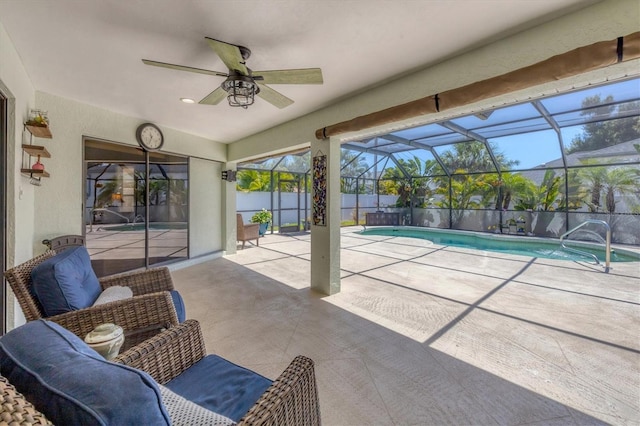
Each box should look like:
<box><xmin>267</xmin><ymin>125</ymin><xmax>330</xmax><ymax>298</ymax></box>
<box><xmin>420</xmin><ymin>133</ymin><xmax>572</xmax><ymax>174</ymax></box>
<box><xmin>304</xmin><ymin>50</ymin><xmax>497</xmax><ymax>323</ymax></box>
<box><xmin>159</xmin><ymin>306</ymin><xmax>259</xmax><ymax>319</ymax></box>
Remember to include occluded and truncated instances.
<box><xmin>559</xmin><ymin>219</ymin><xmax>611</xmax><ymax>273</ymax></box>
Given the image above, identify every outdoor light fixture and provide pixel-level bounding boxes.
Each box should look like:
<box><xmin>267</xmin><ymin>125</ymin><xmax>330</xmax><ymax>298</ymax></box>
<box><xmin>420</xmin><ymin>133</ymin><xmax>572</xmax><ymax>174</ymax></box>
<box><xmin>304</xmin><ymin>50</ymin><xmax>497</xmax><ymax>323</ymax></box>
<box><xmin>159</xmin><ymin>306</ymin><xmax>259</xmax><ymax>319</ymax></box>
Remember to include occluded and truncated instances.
<box><xmin>221</xmin><ymin>170</ymin><xmax>237</xmax><ymax>182</ymax></box>
<box><xmin>221</xmin><ymin>74</ymin><xmax>260</xmax><ymax>109</ymax></box>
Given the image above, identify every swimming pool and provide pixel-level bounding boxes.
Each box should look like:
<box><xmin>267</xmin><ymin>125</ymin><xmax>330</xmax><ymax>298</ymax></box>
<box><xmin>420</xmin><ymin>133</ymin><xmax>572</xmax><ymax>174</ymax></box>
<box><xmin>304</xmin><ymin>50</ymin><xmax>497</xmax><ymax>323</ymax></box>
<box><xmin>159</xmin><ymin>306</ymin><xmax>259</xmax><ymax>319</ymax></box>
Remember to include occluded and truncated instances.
<box><xmin>358</xmin><ymin>227</ymin><xmax>640</xmax><ymax>263</ymax></box>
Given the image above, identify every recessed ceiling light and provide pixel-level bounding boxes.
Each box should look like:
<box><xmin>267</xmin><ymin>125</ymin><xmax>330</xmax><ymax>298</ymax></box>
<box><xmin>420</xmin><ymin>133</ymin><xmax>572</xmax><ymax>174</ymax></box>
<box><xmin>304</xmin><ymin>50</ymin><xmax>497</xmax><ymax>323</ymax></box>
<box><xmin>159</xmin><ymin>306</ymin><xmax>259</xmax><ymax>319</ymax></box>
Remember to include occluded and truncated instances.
<box><xmin>180</xmin><ymin>98</ymin><xmax>195</xmax><ymax>104</ymax></box>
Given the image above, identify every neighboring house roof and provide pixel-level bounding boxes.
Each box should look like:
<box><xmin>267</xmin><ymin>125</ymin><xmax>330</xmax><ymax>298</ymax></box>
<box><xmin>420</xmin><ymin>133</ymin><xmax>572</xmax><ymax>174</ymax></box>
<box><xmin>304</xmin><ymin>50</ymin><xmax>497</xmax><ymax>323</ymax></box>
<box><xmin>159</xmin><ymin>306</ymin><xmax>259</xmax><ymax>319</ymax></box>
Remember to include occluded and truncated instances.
<box><xmin>521</xmin><ymin>138</ymin><xmax>640</xmax><ymax>185</ymax></box>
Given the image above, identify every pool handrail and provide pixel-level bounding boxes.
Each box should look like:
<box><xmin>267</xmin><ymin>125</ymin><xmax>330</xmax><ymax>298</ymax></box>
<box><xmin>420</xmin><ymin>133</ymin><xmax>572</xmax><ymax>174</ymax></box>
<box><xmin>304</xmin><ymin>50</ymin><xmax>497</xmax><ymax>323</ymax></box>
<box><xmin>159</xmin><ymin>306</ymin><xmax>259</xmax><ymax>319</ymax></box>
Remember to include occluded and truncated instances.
<box><xmin>89</xmin><ymin>208</ymin><xmax>130</xmax><ymax>232</ymax></box>
<box><xmin>560</xmin><ymin>219</ymin><xmax>611</xmax><ymax>273</ymax></box>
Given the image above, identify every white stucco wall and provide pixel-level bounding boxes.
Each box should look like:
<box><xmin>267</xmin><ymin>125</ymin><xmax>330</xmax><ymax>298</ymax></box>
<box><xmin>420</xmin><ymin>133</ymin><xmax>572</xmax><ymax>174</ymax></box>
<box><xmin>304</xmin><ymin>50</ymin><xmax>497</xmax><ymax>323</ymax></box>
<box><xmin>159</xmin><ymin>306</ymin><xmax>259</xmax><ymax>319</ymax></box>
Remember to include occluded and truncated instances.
<box><xmin>229</xmin><ymin>0</ymin><xmax>640</xmax><ymax>161</ymax></box>
<box><xmin>189</xmin><ymin>157</ymin><xmax>223</xmax><ymax>257</ymax></box>
<box><xmin>1</xmin><ymin>20</ymin><xmax>38</xmax><ymax>328</ymax></box>
<box><xmin>0</xmin><ymin>20</ymin><xmax>36</xmax><ymax>267</ymax></box>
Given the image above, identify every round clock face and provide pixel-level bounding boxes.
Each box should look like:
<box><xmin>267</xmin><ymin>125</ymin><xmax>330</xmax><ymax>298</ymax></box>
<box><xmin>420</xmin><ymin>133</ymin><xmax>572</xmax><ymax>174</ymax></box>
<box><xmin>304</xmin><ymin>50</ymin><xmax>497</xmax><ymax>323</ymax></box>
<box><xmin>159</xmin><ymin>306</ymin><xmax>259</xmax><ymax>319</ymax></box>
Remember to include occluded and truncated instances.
<box><xmin>136</xmin><ymin>123</ymin><xmax>164</xmax><ymax>151</ymax></box>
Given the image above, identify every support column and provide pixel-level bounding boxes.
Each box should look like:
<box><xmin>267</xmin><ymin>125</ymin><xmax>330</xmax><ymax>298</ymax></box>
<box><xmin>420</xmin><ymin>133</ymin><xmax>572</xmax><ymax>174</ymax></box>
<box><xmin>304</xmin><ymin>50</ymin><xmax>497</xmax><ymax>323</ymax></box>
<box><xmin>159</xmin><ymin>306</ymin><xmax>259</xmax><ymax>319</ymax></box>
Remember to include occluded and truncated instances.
<box><xmin>221</xmin><ymin>162</ymin><xmax>237</xmax><ymax>255</ymax></box>
<box><xmin>310</xmin><ymin>137</ymin><xmax>340</xmax><ymax>295</ymax></box>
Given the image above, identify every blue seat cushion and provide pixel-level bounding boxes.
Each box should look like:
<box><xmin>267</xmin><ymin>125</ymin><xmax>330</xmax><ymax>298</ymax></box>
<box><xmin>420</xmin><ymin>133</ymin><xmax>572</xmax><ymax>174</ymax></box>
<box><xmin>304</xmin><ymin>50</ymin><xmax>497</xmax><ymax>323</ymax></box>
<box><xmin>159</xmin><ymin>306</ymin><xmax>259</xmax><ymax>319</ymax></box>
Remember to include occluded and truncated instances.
<box><xmin>170</xmin><ymin>290</ymin><xmax>186</xmax><ymax>322</ymax></box>
<box><xmin>0</xmin><ymin>320</ymin><xmax>170</xmax><ymax>425</ymax></box>
<box><xmin>166</xmin><ymin>354</ymin><xmax>272</xmax><ymax>422</ymax></box>
<box><xmin>31</xmin><ymin>246</ymin><xmax>102</xmax><ymax>316</ymax></box>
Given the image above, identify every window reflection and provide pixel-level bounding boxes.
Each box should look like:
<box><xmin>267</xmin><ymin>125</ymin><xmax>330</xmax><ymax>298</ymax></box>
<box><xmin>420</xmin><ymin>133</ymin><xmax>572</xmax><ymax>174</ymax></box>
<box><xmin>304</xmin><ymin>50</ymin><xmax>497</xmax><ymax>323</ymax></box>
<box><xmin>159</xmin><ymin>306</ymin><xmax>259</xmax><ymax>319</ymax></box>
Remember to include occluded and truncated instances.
<box><xmin>85</xmin><ymin>141</ymin><xmax>188</xmax><ymax>276</ymax></box>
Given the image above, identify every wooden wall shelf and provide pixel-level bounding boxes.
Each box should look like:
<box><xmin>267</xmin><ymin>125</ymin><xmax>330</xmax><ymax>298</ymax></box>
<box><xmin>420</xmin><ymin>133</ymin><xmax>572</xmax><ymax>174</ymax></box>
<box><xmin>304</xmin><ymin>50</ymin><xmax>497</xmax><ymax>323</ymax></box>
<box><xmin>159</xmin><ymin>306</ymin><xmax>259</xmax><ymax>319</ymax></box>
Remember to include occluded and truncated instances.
<box><xmin>23</xmin><ymin>120</ymin><xmax>53</xmax><ymax>183</ymax></box>
<box><xmin>25</xmin><ymin>123</ymin><xmax>52</xmax><ymax>139</ymax></box>
<box><xmin>21</xmin><ymin>144</ymin><xmax>51</xmax><ymax>158</ymax></box>
<box><xmin>21</xmin><ymin>168</ymin><xmax>50</xmax><ymax>178</ymax></box>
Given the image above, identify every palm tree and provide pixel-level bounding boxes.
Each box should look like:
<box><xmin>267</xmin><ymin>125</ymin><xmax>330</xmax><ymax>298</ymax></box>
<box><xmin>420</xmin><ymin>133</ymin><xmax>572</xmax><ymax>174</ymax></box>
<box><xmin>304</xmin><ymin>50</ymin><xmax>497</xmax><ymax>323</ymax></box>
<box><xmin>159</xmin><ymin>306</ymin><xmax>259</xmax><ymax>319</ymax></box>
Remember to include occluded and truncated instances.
<box><xmin>437</xmin><ymin>141</ymin><xmax>519</xmax><ymax>174</ymax></box>
<box><xmin>340</xmin><ymin>150</ymin><xmax>369</xmax><ymax>193</ymax></box>
<box><xmin>169</xmin><ymin>179</ymin><xmax>188</xmax><ymax>221</ymax></box>
<box><xmin>95</xmin><ymin>179</ymin><xmax>120</xmax><ymax>208</ymax></box>
<box><xmin>512</xmin><ymin>170</ymin><xmax>568</xmax><ymax>212</ymax></box>
<box><xmin>601</xmin><ymin>168</ymin><xmax>638</xmax><ymax>213</ymax></box>
<box><xmin>578</xmin><ymin>165</ymin><xmax>638</xmax><ymax>213</ymax></box>
<box><xmin>559</xmin><ymin>169</ymin><xmax>584</xmax><ymax>211</ymax></box>
<box><xmin>435</xmin><ymin>171</ymin><xmax>492</xmax><ymax>226</ymax></box>
<box><xmin>236</xmin><ymin>170</ymin><xmax>271</xmax><ymax>192</ymax></box>
<box><xmin>378</xmin><ymin>155</ymin><xmax>446</xmax><ymax>207</ymax></box>
<box><xmin>148</xmin><ymin>180</ymin><xmax>168</xmax><ymax>205</ymax></box>
<box><xmin>487</xmin><ymin>172</ymin><xmax>533</xmax><ymax>210</ymax></box>
<box><xmin>577</xmin><ymin>165</ymin><xmax>607</xmax><ymax>212</ymax></box>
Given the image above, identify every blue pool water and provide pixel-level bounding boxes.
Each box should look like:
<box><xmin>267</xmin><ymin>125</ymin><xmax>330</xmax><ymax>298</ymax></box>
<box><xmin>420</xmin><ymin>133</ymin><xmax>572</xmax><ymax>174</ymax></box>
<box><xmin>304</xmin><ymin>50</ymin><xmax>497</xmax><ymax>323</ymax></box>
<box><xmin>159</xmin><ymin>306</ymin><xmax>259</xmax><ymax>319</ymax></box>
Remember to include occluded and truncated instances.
<box><xmin>359</xmin><ymin>227</ymin><xmax>640</xmax><ymax>263</ymax></box>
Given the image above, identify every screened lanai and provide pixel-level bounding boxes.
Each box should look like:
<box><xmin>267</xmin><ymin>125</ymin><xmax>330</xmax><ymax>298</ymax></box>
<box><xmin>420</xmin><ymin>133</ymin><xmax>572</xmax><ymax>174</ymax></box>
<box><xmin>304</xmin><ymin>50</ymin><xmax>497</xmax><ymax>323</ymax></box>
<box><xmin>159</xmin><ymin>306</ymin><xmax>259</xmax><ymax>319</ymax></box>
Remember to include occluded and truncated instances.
<box><xmin>238</xmin><ymin>77</ymin><xmax>640</xmax><ymax>246</ymax></box>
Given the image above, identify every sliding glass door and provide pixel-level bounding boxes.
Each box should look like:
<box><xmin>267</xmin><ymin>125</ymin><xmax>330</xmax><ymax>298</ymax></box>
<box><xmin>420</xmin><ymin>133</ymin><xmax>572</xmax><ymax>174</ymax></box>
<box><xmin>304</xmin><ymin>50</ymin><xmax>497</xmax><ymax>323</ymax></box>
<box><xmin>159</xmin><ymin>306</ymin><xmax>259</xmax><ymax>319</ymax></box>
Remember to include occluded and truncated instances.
<box><xmin>147</xmin><ymin>151</ymin><xmax>189</xmax><ymax>267</ymax></box>
<box><xmin>84</xmin><ymin>139</ymin><xmax>188</xmax><ymax>277</ymax></box>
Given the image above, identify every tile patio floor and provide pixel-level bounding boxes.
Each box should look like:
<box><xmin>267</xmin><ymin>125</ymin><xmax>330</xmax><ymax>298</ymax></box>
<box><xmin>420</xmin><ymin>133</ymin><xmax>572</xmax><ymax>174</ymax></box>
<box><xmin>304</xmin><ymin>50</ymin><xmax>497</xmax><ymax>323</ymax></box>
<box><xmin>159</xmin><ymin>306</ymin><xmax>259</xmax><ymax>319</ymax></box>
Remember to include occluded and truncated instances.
<box><xmin>171</xmin><ymin>227</ymin><xmax>639</xmax><ymax>425</ymax></box>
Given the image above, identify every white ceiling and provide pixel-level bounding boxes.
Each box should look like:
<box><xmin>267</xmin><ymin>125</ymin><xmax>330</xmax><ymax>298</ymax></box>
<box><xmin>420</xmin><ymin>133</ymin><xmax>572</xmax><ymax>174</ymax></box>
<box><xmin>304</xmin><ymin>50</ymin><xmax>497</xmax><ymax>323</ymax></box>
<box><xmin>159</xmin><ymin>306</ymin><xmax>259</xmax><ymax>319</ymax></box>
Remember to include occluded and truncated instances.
<box><xmin>0</xmin><ymin>0</ymin><xmax>598</xmax><ymax>143</ymax></box>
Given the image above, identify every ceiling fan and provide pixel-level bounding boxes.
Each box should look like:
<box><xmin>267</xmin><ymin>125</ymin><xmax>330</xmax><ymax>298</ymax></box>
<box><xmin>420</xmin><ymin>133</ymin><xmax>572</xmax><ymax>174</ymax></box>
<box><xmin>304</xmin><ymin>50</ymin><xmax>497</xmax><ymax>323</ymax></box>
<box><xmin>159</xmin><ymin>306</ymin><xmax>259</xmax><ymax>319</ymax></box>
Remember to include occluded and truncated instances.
<box><xmin>142</xmin><ymin>37</ymin><xmax>323</xmax><ymax>109</ymax></box>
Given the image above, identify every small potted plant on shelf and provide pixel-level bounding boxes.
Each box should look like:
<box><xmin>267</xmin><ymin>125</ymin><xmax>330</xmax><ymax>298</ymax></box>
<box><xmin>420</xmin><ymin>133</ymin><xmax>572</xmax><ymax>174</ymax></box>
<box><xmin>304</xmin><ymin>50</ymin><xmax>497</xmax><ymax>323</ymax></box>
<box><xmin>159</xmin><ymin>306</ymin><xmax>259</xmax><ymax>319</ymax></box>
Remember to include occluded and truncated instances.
<box><xmin>26</xmin><ymin>109</ymin><xmax>49</xmax><ymax>127</ymax></box>
<box><xmin>251</xmin><ymin>208</ymin><xmax>272</xmax><ymax>236</ymax></box>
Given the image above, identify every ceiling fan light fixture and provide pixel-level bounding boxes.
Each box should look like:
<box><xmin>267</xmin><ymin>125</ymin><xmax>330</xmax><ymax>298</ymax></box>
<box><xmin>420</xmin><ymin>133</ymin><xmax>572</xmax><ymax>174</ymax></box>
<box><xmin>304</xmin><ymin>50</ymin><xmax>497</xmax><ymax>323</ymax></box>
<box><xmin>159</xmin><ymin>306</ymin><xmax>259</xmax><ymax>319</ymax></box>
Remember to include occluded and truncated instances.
<box><xmin>222</xmin><ymin>74</ymin><xmax>260</xmax><ymax>109</ymax></box>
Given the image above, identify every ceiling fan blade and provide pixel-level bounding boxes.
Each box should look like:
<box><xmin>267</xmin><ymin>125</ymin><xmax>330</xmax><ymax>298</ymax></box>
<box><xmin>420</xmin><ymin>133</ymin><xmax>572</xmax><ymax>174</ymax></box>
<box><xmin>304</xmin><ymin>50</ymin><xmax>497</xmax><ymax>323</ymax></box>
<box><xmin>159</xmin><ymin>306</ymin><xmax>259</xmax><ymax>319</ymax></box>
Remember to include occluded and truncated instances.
<box><xmin>254</xmin><ymin>68</ymin><xmax>323</xmax><ymax>85</ymax></box>
<box><xmin>142</xmin><ymin>59</ymin><xmax>228</xmax><ymax>77</ymax></box>
<box><xmin>204</xmin><ymin>37</ymin><xmax>248</xmax><ymax>75</ymax></box>
<box><xmin>256</xmin><ymin>84</ymin><xmax>294</xmax><ymax>109</ymax></box>
<box><xmin>199</xmin><ymin>87</ymin><xmax>227</xmax><ymax>105</ymax></box>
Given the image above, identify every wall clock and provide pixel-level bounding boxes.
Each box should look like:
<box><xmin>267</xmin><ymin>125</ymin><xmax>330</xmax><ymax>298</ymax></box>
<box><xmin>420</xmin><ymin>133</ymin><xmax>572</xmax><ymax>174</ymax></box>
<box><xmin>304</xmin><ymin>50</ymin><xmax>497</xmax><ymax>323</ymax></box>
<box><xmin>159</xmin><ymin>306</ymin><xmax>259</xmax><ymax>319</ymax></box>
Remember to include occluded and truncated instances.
<box><xmin>135</xmin><ymin>123</ymin><xmax>164</xmax><ymax>151</ymax></box>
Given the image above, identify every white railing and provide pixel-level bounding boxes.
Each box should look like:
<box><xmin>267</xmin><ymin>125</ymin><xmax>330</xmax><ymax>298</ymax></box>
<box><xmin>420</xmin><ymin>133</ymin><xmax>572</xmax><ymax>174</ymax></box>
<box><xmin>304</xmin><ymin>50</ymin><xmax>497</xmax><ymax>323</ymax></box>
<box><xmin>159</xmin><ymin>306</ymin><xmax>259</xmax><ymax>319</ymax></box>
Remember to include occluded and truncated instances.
<box><xmin>559</xmin><ymin>219</ymin><xmax>611</xmax><ymax>272</ymax></box>
<box><xmin>89</xmin><ymin>208</ymin><xmax>130</xmax><ymax>232</ymax></box>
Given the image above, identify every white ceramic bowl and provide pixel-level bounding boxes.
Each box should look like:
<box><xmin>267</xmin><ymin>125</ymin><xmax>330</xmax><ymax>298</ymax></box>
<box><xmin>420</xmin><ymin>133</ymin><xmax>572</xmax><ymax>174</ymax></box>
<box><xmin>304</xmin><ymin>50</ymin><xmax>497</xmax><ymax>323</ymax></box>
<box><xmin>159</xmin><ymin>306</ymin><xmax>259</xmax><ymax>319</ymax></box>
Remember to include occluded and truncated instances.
<box><xmin>84</xmin><ymin>323</ymin><xmax>125</xmax><ymax>360</ymax></box>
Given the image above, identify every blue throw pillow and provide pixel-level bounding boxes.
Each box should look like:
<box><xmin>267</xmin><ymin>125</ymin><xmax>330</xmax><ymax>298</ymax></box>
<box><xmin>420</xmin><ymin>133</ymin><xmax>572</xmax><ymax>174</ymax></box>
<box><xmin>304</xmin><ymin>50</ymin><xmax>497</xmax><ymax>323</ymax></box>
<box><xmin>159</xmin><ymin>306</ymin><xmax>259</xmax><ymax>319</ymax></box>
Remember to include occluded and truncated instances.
<box><xmin>170</xmin><ymin>290</ymin><xmax>186</xmax><ymax>322</ymax></box>
<box><xmin>0</xmin><ymin>320</ymin><xmax>170</xmax><ymax>425</ymax></box>
<box><xmin>166</xmin><ymin>354</ymin><xmax>272</xmax><ymax>422</ymax></box>
<box><xmin>31</xmin><ymin>246</ymin><xmax>102</xmax><ymax>316</ymax></box>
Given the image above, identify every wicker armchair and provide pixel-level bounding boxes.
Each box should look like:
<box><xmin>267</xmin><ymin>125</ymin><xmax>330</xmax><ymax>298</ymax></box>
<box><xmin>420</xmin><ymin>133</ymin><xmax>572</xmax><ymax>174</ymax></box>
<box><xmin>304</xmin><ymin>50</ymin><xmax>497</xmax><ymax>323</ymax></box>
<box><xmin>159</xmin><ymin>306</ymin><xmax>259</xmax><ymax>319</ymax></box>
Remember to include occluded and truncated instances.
<box><xmin>0</xmin><ymin>320</ymin><xmax>320</xmax><ymax>425</ymax></box>
<box><xmin>3</xmin><ymin>250</ymin><xmax>179</xmax><ymax>348</ymax></box>
<box><xmin>116</xmin><ymin>320</ymin><xmax>321</xmax><ymax>426</ymax></box>
<box><xmin>0</xmin><ymin>376</ymin><xmax>52</xmax><ymax>425</ymax></box>
<box><xmin>237</xmin><ymin>213</ymin><xmax>260</xmax><ymax>249</ymax></box>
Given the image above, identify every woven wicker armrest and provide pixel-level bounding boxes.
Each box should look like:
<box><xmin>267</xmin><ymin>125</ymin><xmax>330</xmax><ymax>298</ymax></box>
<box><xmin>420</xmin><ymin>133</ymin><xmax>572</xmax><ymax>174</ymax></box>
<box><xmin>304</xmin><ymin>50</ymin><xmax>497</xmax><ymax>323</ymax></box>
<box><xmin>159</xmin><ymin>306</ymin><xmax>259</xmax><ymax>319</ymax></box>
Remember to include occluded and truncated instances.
<box><xmin>238</xmin><ymin>355</ymin><xmax>321</xmax><ymax>426</ymax></box>
<box><xmin>114</xmin><ymin>319</ymin><xmax>205</xmax><ymax>385</ymax></box>
<box><xmin>245</xmin><ymin>223</ymin><xmax>260</xmax><ymax>231</ymax></box>
<box><xmin>99</xmin><ymin>267</ymin><xmax>175</xmax><ymax>296</ymax></box>
<box><xmin>0</xmin><ymin>376</ymin><xmax>52</xmax><ymax>425</ymax></box>
<box><xmin>3</xmin><ymin>251</ymin><xmax>58</xmax><ymax>322</ymax></box>
<box><xmin>116</xmin><ymin>320</ymin><xmax>320</xmax><ymax>425</ymax></box>
<box><xmin>49</xmin><ymin>292</ymin><xmax>179</xmax><ymax>341</ymax></box>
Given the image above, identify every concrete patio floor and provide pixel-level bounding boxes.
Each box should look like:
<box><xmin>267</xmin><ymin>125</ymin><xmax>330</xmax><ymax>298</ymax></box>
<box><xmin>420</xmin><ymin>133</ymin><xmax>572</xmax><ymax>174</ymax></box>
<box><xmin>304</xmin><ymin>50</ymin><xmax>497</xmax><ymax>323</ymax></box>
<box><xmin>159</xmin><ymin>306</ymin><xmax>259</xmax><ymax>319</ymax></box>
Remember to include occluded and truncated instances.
<box><xmin>171</xmin><ymin>227</ymin><xmax>640</xmax><ymax>425</ymax></box>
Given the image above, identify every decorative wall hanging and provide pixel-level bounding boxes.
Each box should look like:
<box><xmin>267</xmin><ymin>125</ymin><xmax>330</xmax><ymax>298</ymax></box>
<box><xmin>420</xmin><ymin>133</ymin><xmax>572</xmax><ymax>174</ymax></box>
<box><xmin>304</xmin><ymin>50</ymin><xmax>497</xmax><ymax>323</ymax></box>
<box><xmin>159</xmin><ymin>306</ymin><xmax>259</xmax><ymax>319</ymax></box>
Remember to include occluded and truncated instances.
<box><xmin>312</xmin><ymin>152</ymin><xmax>327</xmax><ymax>226</ymax></box>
